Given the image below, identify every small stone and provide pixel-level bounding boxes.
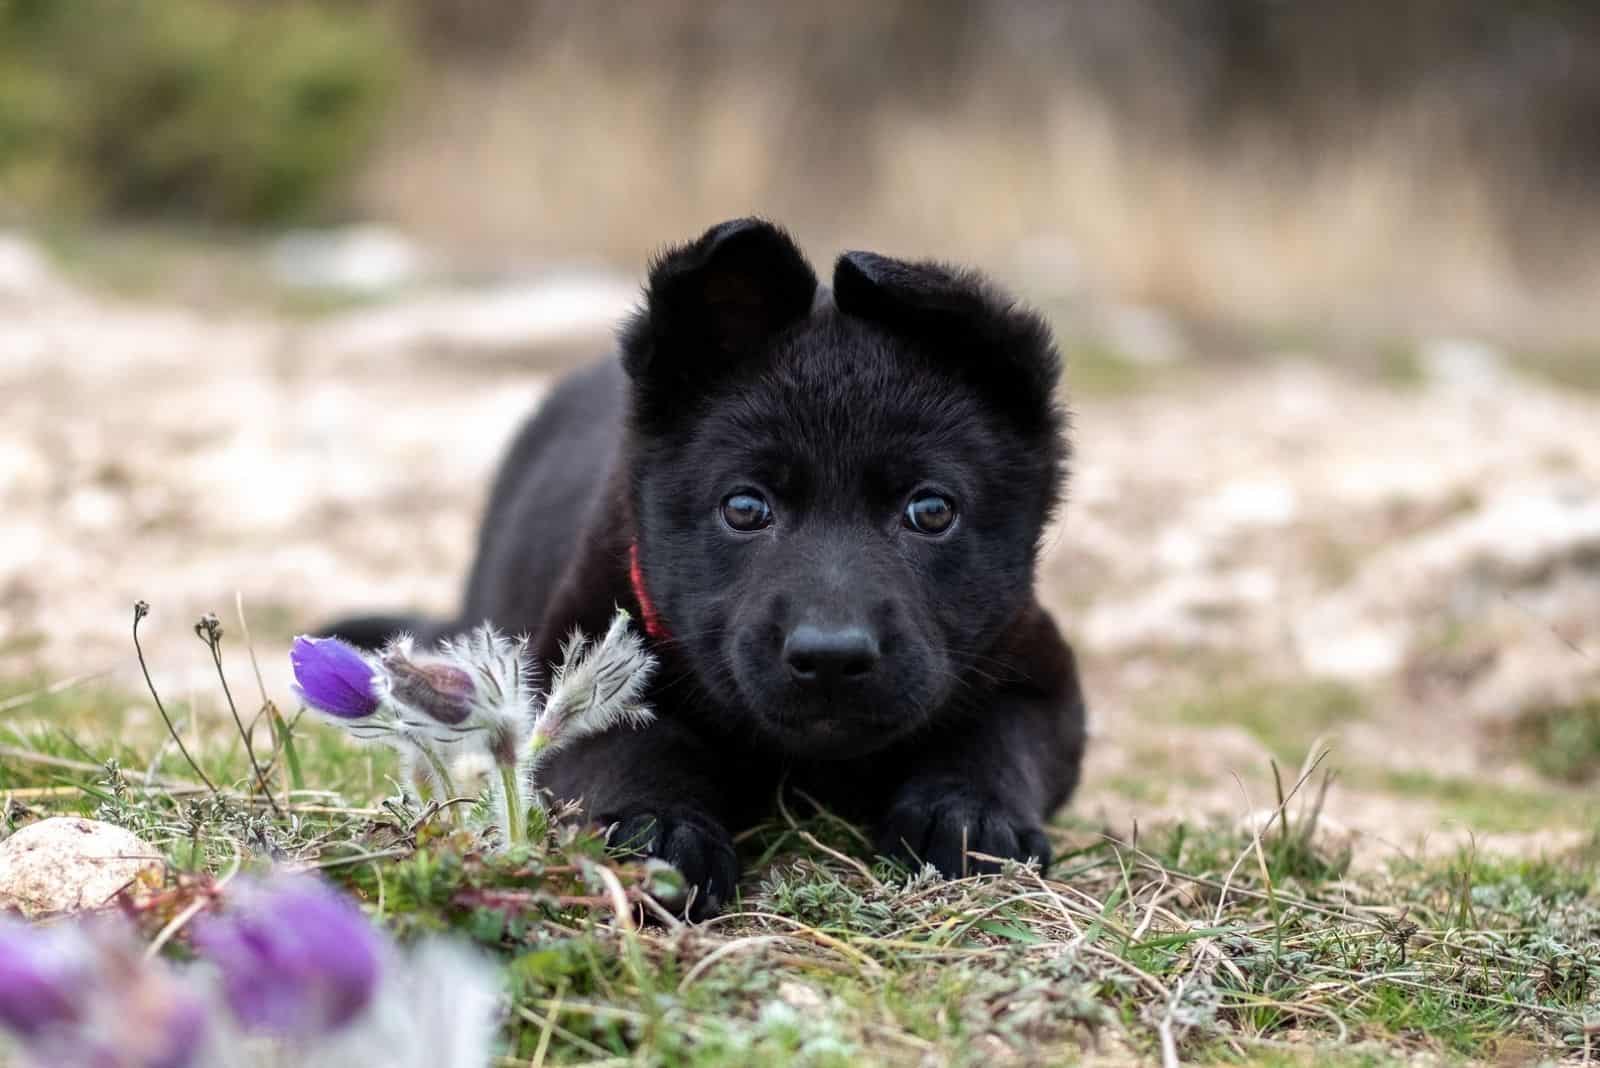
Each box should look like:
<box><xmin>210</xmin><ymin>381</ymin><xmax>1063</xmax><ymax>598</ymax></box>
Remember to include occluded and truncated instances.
<box><xmin>0</xmin><ymin>817</ymin><xmax>163</xmax><ymax>917</ymax></box>
<box><xmin>0</xmin><ymin>234</ymin><xmax>66</xmax><ymax>302</ymax></box>
<box><xmin>269</xmin><ymin>224</ymin><xmax>426</xmax><ymax>293</ymax></box>
<box><xmin>1099</xmin><ymin>303</ymin><xmax>1186</xmax><ymax>366</ymax></box>
<box><xmin>1420</xmin><ymin>337</ymin><xmax>1508</xmax><ymax>391</ymax></box>
<box><xmin>776</xmin><ymin>980</ymin><xmax>826</xmax><ymax>1012</ymax></box>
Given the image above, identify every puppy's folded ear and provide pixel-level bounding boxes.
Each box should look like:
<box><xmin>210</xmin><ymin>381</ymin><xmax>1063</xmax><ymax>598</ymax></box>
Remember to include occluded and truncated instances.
<box><xmin>622</xmin><ymin>219</ymin><xmax>817</xmax><ymax>402</ymax></box>
<box><xmin>833</xmin><ymin>251</ymin><xmax>1061</xmax><ymax>430</ymax></box>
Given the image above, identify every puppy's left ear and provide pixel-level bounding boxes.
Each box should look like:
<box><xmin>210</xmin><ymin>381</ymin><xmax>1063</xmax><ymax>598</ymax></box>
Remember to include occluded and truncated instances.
<box><xmin>622</xmin><ymin>218</ymin><xmax>817</xmax><ymax>402</ymax></box>
<box><xmin>833</xmin><ymin>251</ymin><xmax>1061</xmax><ymax>429</ymax></box>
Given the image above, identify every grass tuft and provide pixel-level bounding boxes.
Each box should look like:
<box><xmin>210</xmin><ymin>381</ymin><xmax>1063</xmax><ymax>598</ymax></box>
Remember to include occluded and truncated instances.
<box><xmin>1509</xmin><ymin>698</ymin><xmax>1600</xmax><ymax>784</ymax></box>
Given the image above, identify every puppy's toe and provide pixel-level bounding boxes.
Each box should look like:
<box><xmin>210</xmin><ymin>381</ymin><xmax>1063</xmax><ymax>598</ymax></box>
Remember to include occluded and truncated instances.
<box><xmin>603</xmin><ymin>806</ymin><xmax>738</xmax><ymax>920</ymax></box>
<box><xmin>876</xmin><ymin>784</ymin><xmax>1050</xmax><ymax>878</ymax></box>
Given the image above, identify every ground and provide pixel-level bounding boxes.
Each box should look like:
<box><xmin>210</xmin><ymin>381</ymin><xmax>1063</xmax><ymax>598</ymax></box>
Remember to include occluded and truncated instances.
<box><xmin>2</xmin><ymin>232</ymin><xmax>1598</xmax><ymax>1064</ymax></box>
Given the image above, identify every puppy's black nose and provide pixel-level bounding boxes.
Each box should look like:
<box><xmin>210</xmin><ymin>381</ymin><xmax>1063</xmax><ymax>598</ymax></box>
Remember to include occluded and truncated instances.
<box><xmin>784</xmin><ymin>624</ymin><xmax>880</xmax><ymax>685</ymax></box>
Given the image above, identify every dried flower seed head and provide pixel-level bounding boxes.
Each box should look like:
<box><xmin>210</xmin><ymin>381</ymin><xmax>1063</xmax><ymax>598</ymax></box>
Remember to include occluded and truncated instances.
<box><xmin>193</xmin><ymin>613</ymin><xmax>223</xmax><ymax>647</ymax></box>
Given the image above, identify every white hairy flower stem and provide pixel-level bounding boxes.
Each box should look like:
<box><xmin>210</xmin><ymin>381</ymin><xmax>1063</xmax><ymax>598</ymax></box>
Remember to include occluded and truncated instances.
<box><xmin>516</xmin><ymin>735</ymin><xmax>552</xmax><ymax>822</ymax></box>
<box><xmin>497</xmin><ymin>762</ymin><xmax>525</xmax><ymax>845</ymax></box>
<box><xmin>417</xmin><ymin>744</ymin><xmax>459</xmax><ymax>823</ymax></box>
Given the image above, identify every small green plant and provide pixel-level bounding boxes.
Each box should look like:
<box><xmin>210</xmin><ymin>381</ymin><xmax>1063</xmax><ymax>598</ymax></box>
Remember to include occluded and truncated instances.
<box><xmin>1510</xmin><ymin>698</ymin><xmax>1600</xmax><ymax>783</ymax></box>
<box><xmin>0</xmin><ymin>0</ymin><xmax>405</xmax><ymax>224</ymax></box>
<box><xmin>1173</xmin><ymin>678</ymin><xmax>1365</xmax><ymax>764</ymax></box>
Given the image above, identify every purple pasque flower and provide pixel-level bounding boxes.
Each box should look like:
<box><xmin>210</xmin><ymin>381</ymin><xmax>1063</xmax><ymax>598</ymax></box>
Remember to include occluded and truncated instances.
<box><xmin>291</xmin><ymin>636</ymin><xmax>381</xmax><ymax>719</ymax></box>
<box><xmin>0</xmin><ymin>917</ymin><xmax>207</xmax><ymax>1068</ymax></box>
<box><xmin>139</xmin><ymin>993</ymin><xmax>207</xmax><ymax>1068</ymax></box>
<box><xmin>192</xmin><ymin>875</ymin><xmax>381</xmax><ymax>1036</ymax></box>
<box><xmin>0</xmin><ymin>918</ymin><xmax>83</xmax><ymax>1039</ymax></box>
<box><xmin>106</xmin><ymin>961</ymin><xmax>208</xmax><ymax>1068</ymax></box>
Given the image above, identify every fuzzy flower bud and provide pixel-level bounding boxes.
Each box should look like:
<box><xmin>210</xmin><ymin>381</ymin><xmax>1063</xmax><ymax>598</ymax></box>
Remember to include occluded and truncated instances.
<box><xmin>431</xmin><ymin>626</ymin><xmax>537</xmax><ymax>766</ymax></box>
<box><xmin>384</xmin><ymin>656</ymin><xmax>475</xmax><ymax>726</ymax></box>
<box><xmin>531</xmin><ymin>609</ymin><xmax>656</xmax><ymax>760</ymax></box>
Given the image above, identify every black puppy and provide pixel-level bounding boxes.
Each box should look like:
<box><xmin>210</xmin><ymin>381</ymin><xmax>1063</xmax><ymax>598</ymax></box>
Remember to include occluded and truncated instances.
<box><xmin>330</xmin><ymin>219</ymin><xmax>1087</xmax><ymax>916</ymax></box>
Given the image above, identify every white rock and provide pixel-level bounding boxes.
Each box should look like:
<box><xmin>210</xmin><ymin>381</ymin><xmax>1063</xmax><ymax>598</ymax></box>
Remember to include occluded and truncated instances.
<box><xmin>1295</xmin><ymin>617</ymin><xmax>1408</xmax><ymax>680</ymax></box>
<box><xmin>311</xmin><ymin>272</ymin><xmax>636</xmax><ymax>360</ymax></box>
<box><xmin>1420</xmin><ymin>337</ymin><xmax>1508</xmax><ymax>391</ymax></box>
<box><xmin>1203</xmin><ymin>479</ymin><xmax>1299</xmax><ymax>529</ymax></box>
<box><xmin>1010</xmin><ymin>235</ymin><xmax>1085</xmax><ymax>298</ymax></box>
<box><xmin>270</xmin><ymin>224</ymin><xmax>427</xmax><ymax>293</ymax></box>
<box><xmin>776</xmin><ymin>980</ymin><xmax>827</xmax><ymax>1012</ymax></box>
<box><xmin>0</xmin><ymin>233</ymin><xmax>66</xmax><ymax>301</ymax></box>
<box><xmin>1081</xmin><ymin>569</ymin><xmax>1278</xmax><ymax>651</ymax></box>
<box><xmin>0</xmin><ymin>817</ymin><xmax>163</xmax><ymax>916</ymax></box>
<box><xmin>1100</xmin><ymin>303</ymin><xmax>1186</xmax><ymax>366</ymax></box>
<box><xmin>1468</xmin><ymin>642</ymin><xmax>1600</xmax><ymax>722</ymax></box>
<box><xmin>1401</xmin><ymin>483</ymin><xmax>1600</xmax><ymax>586</ymax></box>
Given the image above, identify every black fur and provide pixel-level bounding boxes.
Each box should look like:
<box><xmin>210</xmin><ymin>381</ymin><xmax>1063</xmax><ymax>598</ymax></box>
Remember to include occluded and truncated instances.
<box><xmin>323</xmin><ymin>219</ymin><xmax>1087</xmax><ymax>917</ymax></box>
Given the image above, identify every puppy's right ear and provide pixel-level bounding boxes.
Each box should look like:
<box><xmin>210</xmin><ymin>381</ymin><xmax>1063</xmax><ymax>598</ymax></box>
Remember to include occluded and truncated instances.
<box><xmin>620</xmin><ymin>218</ymin><xmax>817</xmax><ymax>403</ymax></box>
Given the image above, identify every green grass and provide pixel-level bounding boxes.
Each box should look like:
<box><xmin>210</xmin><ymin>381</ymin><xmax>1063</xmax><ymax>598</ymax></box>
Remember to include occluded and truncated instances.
<box><xmin>36</xmin><ymin>224</ymin><xmax>403</xmax><ymax>316</ymax></box>
<box><xmin>1515</xmin><ymin>347</ymin><xmax>1600</xmax><ymax>393</ymax></box>
<box><xmin>1062</xmin><ymin>339</ymin><xmax>1152</xmax><ymax>395</ymax></box>
<box><xmin>1375</xmin><ymin>340</ymin><xmax>1426</xmax><ymax>389</ymax></box>
<box><xmin>1375</xmin><ymin>768</ymin><xmax>1600</xmax><ymax>834</ymax></box>
<box><xmin>4</xmin><ymin>660</ymin><xmax>1600</xmax><ymax>1065</ymax></box>
<box><xmin>1508</xmin><ymin>698</ymin><xmax>1600</xmax><ymax>784</ymax></box>
<box><xmin>1169</xmin><ymin>679</ymin><xmax>1367</xmax><ymax>765</ymax></box>
<box><xmin>0</xmin><ymin>0</ymin><xmax>405</xmax><ymax>225</ymax></box>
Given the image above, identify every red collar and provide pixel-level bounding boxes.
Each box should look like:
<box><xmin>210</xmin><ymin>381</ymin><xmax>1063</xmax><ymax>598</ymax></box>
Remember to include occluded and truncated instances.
<box><xmin>628</xmin><ymin>541</ymin><xmax>670</xmax><ymax>641</ymax></box>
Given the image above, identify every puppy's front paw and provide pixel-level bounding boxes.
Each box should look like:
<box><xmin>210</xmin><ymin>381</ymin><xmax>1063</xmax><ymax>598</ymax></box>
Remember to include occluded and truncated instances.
<box><xmin>876</xmin><ymin>780</ymin><xmax>1051</xmax><ymax>878</ymax></box>
<box><xmin>600</xmin><ymin>805</ymin><xmax>738</xmax><ymax>919</ymax></box>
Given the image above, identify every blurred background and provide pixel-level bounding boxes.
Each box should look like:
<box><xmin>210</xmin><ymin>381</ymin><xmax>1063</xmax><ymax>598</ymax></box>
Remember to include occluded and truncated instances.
<box><xmin>3</xmin><ymin>0</ymin><xmax>1598</xmax><ymax>859</ymax></box>
<box><xmin>6</xmin><ymin>0</ymin><xmax>1600</xmax><ymax>343</ymax></box>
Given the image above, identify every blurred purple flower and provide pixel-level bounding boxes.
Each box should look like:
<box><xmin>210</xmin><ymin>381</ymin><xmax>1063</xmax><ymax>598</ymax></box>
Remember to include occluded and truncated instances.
<box><xmin>291</xmin><ymin>636</ymin><xmax>380</xmax><ymax>719</ymax></box>
<box><xmin>142</xmin><ymin>994</ymin><xmax>206</xmax><ymax>1068</ymax></box>
<box><xmin>192</xmin><ymin>876</ymin><xmax>380</xmax><ymax>1036</ymax></box>
<box><xmin>0</xmin><ymin>917</ymin><xmax>206</xmax><ymax>1068</ymax></box>
<box><xmin>0</xmin><ymin>919</ymin><xmax>81</xmax><ymax>1038</ymax></box>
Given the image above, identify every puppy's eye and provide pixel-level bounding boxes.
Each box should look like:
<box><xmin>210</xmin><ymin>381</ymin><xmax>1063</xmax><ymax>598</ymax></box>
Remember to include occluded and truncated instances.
<box><xmin>721</xmin><ymin>491</ymin><xmax>773</xmax><ymax>532</ymax></box>
<box><xmin>904</xmin><ymin>492</ymin><xmax>956</xmax><ymax>536</ymax></box>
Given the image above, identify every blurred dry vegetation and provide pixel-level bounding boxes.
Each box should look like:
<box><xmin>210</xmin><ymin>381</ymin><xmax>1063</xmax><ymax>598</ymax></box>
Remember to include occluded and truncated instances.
<box><xmin>4</xmin><ymin>0</ymin><xmax>1600</xmax><ymax>345</ymax></box>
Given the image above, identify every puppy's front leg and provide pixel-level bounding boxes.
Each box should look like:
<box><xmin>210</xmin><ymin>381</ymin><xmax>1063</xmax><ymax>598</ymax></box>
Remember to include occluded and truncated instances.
<box><xmin>542</xmin><ymin>716</ymin><xmax>741</xmax><ymax>918</ymax></box>
<box><xmin>876</xmin><ymin>616</ymin><xmax>1087</xmax><ymax>877</ymax></box>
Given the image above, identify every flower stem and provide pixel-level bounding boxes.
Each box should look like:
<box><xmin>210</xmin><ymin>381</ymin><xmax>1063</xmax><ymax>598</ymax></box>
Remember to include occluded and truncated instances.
<box><xmin>418</xmin><ymin>745</ymin><xmax>459</xmax><ymax>824</ymax></box>
<box><xmin>498</xmin><ymin>762</ymin><xmax>525</xmax><ymax>845</ymax></box>
<box><xmin>197</xmin><ymin>617</ymin><xmax>283</xmax><ymax>818</ymax></box>
<box><xmin>132</xmin><ymin>603</ymin><xmax>218</xmax><ymax>793</ymax></box>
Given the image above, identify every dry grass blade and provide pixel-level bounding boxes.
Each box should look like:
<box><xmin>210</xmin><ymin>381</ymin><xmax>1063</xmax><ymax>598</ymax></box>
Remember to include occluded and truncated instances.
<box><xmin>0</xmin><ymin>670</ymin><xmax>112</xmax><ymax>714</ymax></box>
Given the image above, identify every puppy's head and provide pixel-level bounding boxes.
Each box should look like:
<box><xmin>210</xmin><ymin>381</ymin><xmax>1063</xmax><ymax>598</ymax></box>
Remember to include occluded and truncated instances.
<box><xmin>621</xmin><ymin>219</ymin><xmax>1066</xmax><ymax>758</ymax></box>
